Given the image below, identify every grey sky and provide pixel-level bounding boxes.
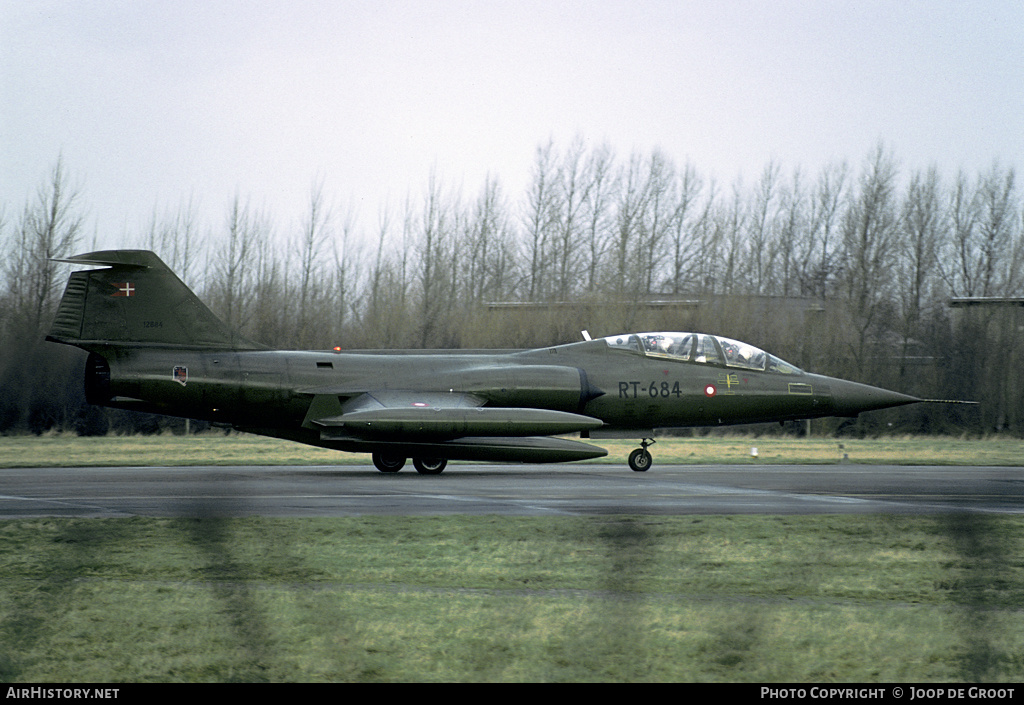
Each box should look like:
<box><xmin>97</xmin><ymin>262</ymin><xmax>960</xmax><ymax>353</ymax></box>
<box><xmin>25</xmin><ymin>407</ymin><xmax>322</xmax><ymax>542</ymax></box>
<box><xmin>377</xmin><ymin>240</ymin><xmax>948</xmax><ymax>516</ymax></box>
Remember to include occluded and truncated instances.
<box><xmin>3</xmin><ymin>0</ymin><xmax>1022</xmax><ymax>247</ymax></box>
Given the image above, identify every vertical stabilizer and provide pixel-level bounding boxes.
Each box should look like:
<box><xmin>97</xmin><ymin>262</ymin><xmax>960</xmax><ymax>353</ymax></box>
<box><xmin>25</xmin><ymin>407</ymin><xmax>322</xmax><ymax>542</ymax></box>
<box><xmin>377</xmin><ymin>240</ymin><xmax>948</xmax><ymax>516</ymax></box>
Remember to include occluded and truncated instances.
<box><xmin>46</xmin><ymin>250</ymin><xmax>263</xmax><ymax>350</ymax></box>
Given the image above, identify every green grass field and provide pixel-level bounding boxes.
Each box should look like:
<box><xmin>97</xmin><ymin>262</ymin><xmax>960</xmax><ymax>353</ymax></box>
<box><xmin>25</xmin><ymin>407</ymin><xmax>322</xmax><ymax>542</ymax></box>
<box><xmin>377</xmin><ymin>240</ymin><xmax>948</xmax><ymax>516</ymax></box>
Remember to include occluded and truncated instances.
<box><xmin>2</xmin><ymin>431</ymin><xmax>1023</xmax><ymax>468</ymax></box>
<box><xmin>2</xmin><ymin>514</ymin><xmax>1023</xmax><ymax>682</ymax></box>
<box><xmin>2</xmin><ymin>433</ymin><xmax>1024</xmax><ymax>682</ymax></box>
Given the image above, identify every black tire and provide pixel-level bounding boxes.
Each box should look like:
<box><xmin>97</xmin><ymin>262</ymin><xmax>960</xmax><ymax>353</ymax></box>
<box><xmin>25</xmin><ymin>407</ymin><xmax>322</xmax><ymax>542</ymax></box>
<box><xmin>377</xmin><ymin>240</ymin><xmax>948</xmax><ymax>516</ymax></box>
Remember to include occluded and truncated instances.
<box><xmin>373</xmin><ymin>452</ymin><xmax>406</xmax><ymax>473</ymax></box>
<box><xmin>628</xmin><ymin>448</ymin><xmax>652</xmax><ymax>472</ymax></box>
<box><xmin>413</xmin><ymin>457</ymin><xmax>447</xmax><ymax>475</ymax></box>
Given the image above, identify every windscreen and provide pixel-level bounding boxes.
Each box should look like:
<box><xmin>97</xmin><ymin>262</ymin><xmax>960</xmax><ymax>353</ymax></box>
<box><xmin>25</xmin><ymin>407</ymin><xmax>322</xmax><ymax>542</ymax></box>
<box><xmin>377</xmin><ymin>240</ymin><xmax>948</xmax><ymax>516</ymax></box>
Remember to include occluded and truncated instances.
<box><xmin>603</xmin><ymin>332</ymin><xmax>801</xmax><ymax>374</ymax></box>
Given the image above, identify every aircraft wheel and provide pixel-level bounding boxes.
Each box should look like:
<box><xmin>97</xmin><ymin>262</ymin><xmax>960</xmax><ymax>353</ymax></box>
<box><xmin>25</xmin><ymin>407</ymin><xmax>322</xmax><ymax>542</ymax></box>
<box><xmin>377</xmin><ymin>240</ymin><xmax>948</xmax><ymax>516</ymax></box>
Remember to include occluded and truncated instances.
<box><xmin>413</xmin><ymin>457</ymin><xmax>447</xmax><ymax>475</ymax></box>
<box><xmin>373</xmin><ymin>452</ymin><xmax>406</xmax><ymax>473</ymax></box>
<box><xmin>628</xmin><ymin>448</ymin><xmax>652</xmax><ymax>472</ymax></box>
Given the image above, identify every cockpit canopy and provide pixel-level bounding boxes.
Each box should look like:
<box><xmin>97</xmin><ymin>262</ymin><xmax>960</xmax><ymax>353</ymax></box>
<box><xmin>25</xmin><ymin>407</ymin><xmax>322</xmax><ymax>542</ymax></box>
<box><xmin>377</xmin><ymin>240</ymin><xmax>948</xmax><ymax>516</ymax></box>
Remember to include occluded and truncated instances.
<box><xmin>602</xmin><ymin>332</ymin><xmax>802</xmax><ymax>374</ymax></box>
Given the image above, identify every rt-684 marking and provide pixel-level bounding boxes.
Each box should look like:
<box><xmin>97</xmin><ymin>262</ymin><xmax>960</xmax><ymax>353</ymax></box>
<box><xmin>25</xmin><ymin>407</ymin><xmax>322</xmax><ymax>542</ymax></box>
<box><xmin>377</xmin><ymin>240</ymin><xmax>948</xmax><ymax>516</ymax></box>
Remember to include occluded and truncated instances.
<box><xmin>619</xmin><ymin>381</ymin><xmax>684</xmax><ymax>398</ymax></box>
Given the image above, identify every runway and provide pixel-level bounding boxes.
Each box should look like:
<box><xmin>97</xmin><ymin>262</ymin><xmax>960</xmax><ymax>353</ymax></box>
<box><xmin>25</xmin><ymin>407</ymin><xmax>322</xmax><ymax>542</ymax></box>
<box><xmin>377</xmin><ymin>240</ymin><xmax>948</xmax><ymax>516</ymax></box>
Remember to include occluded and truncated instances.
<box><xmin>2</xmin><ymin>463</ymin><xmax>1023</xmax><ymax>518</ymax></box>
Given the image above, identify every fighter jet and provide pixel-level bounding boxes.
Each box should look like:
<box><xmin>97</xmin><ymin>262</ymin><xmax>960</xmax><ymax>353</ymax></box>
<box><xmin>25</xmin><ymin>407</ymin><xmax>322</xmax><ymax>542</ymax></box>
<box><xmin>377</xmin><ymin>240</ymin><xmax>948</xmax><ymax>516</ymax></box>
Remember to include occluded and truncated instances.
<box><xmin>47</xmin><ymin>250</ymin><xmax>945</xmax><ymax>473</ymax></box>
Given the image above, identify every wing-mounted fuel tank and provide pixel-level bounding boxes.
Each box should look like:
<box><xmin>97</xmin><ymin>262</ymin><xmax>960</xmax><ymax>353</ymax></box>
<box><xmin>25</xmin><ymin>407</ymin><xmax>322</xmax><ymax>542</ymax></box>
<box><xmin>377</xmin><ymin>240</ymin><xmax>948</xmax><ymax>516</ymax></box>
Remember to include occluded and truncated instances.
<box><xmin>444</xmin><ymin>364</ymin><xmax>605</xmax><ymax>412</ymax></box>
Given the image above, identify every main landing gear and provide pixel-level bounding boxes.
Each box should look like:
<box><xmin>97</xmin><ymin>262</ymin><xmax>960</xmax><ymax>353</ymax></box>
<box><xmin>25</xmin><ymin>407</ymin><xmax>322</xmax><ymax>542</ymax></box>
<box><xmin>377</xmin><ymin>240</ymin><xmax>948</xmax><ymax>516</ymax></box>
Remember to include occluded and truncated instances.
<box><xmin>628</xmin><ymin>438</ymin><xmax>656</xmax><ymax>472</ymax></box>
<box><xmin>373</xmin><ymin>442</ymin><xmax>655</xmax><ymax>473</ymax></box>
<box><xmin>372</xmin><ymin>452</ymin><xmax>448</xmax><ymax>475</ymax></box>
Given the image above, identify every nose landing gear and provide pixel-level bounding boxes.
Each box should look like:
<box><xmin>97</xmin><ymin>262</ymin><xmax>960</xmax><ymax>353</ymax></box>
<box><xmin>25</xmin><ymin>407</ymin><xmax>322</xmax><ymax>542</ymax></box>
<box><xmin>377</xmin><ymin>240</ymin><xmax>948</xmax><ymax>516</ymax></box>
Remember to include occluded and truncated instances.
<box><xmin>628</xmin><ymin>438</ymin><xmax>655</xmax><ymax>472</ymax></box>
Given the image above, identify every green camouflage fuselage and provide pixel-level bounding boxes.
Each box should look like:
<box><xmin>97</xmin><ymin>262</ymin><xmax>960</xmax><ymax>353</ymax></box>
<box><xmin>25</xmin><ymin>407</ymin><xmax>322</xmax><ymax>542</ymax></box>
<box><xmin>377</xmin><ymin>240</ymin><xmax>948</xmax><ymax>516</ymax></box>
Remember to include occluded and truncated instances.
<box><xmin>49</xmin><ymin>250</ymin><xmax>921</xmax><ymax>468</ymax></box>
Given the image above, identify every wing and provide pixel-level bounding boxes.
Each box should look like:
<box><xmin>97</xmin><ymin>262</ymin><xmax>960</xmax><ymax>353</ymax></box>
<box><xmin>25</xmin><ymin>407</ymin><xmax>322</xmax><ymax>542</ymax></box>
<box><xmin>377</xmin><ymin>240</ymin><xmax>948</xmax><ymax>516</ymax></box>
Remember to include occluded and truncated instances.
<box><xmin>309</xmin><ymin>390</ymin><xmax>603</xmax><ymax>440</ymax></box>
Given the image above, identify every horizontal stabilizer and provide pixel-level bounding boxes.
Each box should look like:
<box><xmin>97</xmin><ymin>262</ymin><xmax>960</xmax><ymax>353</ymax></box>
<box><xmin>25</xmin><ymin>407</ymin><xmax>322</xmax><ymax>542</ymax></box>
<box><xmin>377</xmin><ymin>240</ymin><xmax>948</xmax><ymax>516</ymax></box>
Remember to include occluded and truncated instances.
<box><xmin>315</xmin><ymin>406</ymin><xmax>604</xmax><ymax>438</ymax></box>
<box><xmin>52</xmin><ymin>252</ymin><xmax>154</xmax><ymax>268</ymax></box>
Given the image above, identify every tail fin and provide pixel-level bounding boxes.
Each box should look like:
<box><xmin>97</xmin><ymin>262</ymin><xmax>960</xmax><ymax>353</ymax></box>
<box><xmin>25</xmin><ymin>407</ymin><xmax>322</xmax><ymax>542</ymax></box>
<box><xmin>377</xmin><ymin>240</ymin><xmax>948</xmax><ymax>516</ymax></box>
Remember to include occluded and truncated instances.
<box><xmin>47</xmin><ymin>250</ymin><xmax>264</xmax><ymax>350</ymax></box>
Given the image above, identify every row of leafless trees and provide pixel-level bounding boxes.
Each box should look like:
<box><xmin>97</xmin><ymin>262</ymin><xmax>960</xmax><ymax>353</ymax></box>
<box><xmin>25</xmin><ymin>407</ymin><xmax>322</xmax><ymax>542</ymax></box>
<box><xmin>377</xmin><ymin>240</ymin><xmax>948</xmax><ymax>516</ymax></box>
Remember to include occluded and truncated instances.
<box><xmin>2</xmin><ymin>143</ymin><xmax>1022</xmax><ymax>434</ymax></box>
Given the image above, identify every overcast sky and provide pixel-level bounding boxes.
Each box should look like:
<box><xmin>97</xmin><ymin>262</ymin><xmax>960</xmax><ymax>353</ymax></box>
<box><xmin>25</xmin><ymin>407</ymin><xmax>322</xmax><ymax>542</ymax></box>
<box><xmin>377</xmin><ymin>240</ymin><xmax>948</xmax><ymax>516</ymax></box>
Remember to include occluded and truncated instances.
<box><xmin>3</xmin><ymin>0</ymin><xmax>1022</xmax><ymax>249</ymax></box>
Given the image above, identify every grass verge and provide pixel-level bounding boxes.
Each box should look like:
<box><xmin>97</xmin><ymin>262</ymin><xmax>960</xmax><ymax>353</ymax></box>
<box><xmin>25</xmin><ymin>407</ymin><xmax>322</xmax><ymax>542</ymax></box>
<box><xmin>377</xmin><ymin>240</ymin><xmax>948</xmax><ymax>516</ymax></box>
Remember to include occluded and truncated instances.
<box><xmin>2</xmin><ymin>432</ymin><xmax>1023</xmax><ymax>468</ymax></box>
<box><xmin>2</xmin><ymin>515</ymin><xmax>1023</xmax><ymax>682</ymax></box>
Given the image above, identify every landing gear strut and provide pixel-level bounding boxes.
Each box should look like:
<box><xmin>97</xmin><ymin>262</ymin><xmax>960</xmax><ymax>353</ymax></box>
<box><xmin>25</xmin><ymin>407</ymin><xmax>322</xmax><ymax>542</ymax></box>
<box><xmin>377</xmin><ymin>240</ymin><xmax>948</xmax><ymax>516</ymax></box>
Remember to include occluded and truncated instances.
<box><xmin>628</xmin><ymin>438</ymin><xmax>655</xmax><ymax>472</ymax></box>
<box><xmin>372</xmin><ymin>452</ymin><xmax>448</xmax><ymax>474</ymax></box>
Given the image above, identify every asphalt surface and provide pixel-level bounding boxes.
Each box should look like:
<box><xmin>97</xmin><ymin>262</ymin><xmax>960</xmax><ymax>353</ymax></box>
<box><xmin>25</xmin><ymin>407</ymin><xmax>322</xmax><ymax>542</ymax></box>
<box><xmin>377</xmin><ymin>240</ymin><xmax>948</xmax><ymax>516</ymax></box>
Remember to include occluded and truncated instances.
<box><xmin>2</xmin><ymin>463</ymin><xmax>1023</xmax><ymax>518</ymax></box>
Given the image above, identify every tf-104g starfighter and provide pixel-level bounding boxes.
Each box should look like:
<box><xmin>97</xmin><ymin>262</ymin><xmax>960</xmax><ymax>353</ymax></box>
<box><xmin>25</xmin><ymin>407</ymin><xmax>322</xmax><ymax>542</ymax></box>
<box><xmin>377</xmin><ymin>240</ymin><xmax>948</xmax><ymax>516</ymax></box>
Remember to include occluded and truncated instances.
<box><xmin>47</xmin><ymin>250</ymin><xmax>948</xmax><ymax>473</ymax></box>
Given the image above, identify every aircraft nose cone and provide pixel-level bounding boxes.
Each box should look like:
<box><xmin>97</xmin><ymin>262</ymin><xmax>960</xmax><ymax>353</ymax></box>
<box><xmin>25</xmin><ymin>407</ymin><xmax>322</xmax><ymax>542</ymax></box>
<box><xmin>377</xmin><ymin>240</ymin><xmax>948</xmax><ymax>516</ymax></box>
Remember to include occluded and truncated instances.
<box><xmin>825</xmin><ymin>377</ymin><xmax>921</xmax><ymax>416</ymax></box>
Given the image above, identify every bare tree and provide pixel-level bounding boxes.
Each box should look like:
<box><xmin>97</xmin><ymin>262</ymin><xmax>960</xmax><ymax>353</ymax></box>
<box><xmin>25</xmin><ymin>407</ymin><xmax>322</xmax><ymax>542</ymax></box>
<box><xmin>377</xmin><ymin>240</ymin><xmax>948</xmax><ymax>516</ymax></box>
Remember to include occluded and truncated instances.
<box><xmin>943</xmin><ymin>171</ymin><xmax>980</xmax><ymax>297</ymax></box>
<box><xmin>746</xmin><ymin>161</ymin><xmax>781</xmax><ymax>295</ymax></box>
<box><xmin>1</xmin><ymin>158</ymin><xmax>85</xmax><ymax>432</ymax></box>
<box><xmin>609</xmin><ymin>151</ymin><xmax>652</xmax><ymax>300</ymax></box>
<box><xmin>209</xmin><ymin>194</ymin><xmax>270</xmax><ymax>336</ymax></box>
<box><xmin>774</xmin><ymin>167</ymin><xmax>805</xmax><ymax>297</ymax></box>
<box><xmin>547</xmin><ymin>137</ymin><xmax>607</xmax><ymax>301</ymax></box>
<box><xmin>368</xmin><ymin>206</ymin><xmax>392</xmax><ymax>316</ymax></box>
<box><xmin>329</xmin><ymin>203</ymin><xmax>361</xmax><ymax>347</ymax></box>
<box><xmin>4</xmin><ymin>157</ymin><xmax>84</xmax><ymax>336</ymax></box>
<box><xmin>294</xmin><ymin>178</ymin><xmax>332</xmax><ymax>347</ymax></box>
<box><xmin>522</xmin><ymin>141</ymin><xmax>559</xmax><ymax>301</ymax></box>
<box><xmin>839</xmin><ymin>144</ymin><xmax>899</xmax><ymax>375</ymax></box>
<box><xmin>896</xmin><ymin>166</ymin><xmax>942</xmax><ymax>377</ymax></box>
<box><xmin>666</xmin><ymin>161</ymin><xmax>704</xmax><ymax>295</ymax></box>
<box><xmin>638</xmin><ymin>150</ymin><xmax>674</xmax><ymax>295</ymax></box>
<box><xmin>974</xmin><ymin>164</ymin><xmax>1018</xmax><ymax>297</ymax></box>
<box><xmin>690</xmin><ymin>177</ymin><xmax>722</xmax><ymax>295</ymax></box>
<box><xmin>462</xmin><ymin>175</ymin><xmax>514</xmax><ymax>304</ymax></box>
<box><xmin>797</xmin><ymin>162</ymin><xmax>848</xmax><ymax>298</ymax></box>
<box><xmin>356</xmin><ymin>202</ymin><xmax>413</xmax><ymax>348</ymax></box>
<box><xmin>717</xmin><ymin>181</ymin><xmax>747</xmax><ymax>296</ymax></box>
<box><xmin>415</xmin><ymin>170</ymin><xmax>456</xmax><ymax>347</ymax></box>
<box><xmin>581</xmin><ymin>143</ymin><xmax>616</xmax><ymax>293</ymax></box>
<box><xmin>249</xmin><ymin>241</ymin><xmax>286</xmax><ymax>346</ymax></box>
<box><xmin>142</xmin><ymin>195</ymin><xmax>200</xmax><ymax>284</ymax></box>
